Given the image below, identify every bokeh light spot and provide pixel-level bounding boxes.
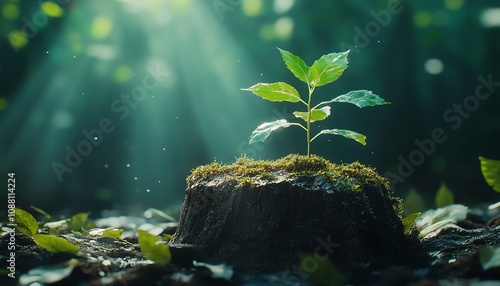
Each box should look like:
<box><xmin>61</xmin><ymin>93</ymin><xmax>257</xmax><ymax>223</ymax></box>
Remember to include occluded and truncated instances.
<box><xmin>2</xmin><ymin>4</ymin><xmax>20</xmax><ymax>20</ymax></box>
<box><xmin>259</xmin><ymin>24</ymin><xmax>275</xmax><ymax>41</ymax></box>
<box><xmin>170</xmin><ymin>0</ymin><xmax>191</xmax><ymax>12</ymax></box>
<box><xmin>274</xmin><ymin>0</ymin><xmax>294</xmax><ymax>14</ymax></box>
<box><xmin>8</xmin><ymin>30</ymin><xmax>28</xmax><ymax>50</ymax></box>
<box><xmin>480</xmin><ymin>8</ymin><xmax>500</xmax><ymax>28</ymax></box>
<box><xmin>0</xmin><ymin>97</ymin><xmax>7</xmax><ymax>111</ymax></box>
<box><xmin>444</xmin><ymin>0</ymin><xmax>464</xmax><ymax>10</ymax></box>
<box><xmin>414</xmin><ymin>11</ymin><xmax>432</xmax><ymax>27</ymax></box>
<box><xmin>424</xmin><ymin>58</ymin><xmax>444</xmax><ymax>75</ymax></box>
<box><xmin>92</xmin><ymin>16</ymin><xmax>113</xmax><ymax>39</ymax></box>
<box><xmin>113</xmin><ymin>65</ymin><xmax>133</xmax><ymax>83</ymax></box>
<box><xmin>41</xmin><ymin>2</ymin><xmax>64</xmax><ymax>17</ymax></box>
<box><xmin>242</xmin><ymin>0</ymin><xmax>262</xmax><ymax>17</ymax></box>
<box><xmin>274</xmin><ymin>17</ymin><xmax>294</xmax><ymax>40</ymax></box>
<box><xmin>51</xmin><ymin>111</ymin><xmax>73</xmax><ymax>128</ymax></box>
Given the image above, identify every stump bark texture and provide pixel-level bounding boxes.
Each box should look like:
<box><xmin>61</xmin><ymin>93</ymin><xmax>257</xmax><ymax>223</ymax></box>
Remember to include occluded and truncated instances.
<box><xmin>170</xmin><ymin>155</ymin><xmax>409</xmax><ymax>271</ymax></box>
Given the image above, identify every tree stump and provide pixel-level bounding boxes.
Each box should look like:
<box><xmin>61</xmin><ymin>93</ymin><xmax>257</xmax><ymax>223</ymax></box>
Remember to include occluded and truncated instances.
<box><xmin>170</xmin><ymin>155</ymin><xmax>409</xmax><ymax>271</ymax></box>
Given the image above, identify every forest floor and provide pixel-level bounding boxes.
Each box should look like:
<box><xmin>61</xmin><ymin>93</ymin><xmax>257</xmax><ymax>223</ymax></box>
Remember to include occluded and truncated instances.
<box><xmin>1</xmin><ymin>204</ymin><xmax>499</xmax><ymax>286</ymax></box>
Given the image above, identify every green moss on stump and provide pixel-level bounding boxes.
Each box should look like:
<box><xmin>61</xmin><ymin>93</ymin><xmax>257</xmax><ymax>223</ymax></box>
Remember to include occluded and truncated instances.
<box><xmin>188</xmin><ymin>154</ymin><xmax>402</xmax><ymax>216</ymax></box>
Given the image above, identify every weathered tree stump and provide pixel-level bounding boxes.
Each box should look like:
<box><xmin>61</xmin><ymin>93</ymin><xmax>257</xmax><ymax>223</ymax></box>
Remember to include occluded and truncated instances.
<box><xmin>170</xmin><ymin>155</ymin><xmax>409</xmax><ymax>271</ymax></box>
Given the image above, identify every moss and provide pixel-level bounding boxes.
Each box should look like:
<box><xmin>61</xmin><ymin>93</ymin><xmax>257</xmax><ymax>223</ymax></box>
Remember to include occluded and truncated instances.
<box><xmin>189</xmin><ymin>154</ymin><xmax>384</xmax><ymax>188</ymax></box>
<box><xmin>187</xmin><ymin>154</ymin><xmax>403</xmax><ymax>216</ymax></box>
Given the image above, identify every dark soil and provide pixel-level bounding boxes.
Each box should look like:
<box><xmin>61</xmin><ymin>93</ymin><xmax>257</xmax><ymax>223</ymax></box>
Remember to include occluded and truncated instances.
<box><xmin>0</xmin><ymin>206</ymin><xmax>499</xmax><ymax>286</ymax></box>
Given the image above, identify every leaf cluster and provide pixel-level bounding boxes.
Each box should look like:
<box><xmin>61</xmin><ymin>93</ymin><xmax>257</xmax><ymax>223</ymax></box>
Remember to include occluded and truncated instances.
<box><xmin>242</xmin><ymin>48</ymin><xmax>390</xmax><ymax>156</ymax></box>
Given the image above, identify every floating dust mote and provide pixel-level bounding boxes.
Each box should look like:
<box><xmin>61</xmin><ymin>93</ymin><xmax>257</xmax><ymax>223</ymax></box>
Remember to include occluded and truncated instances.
<box><xmin>170</xmin><ymin>154</ymin><xmax>409</xmax><ymax>271</ymax></box>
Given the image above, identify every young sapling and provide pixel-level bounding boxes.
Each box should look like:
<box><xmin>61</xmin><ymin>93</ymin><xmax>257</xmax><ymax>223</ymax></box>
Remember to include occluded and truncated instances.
<box><xmin>242</xmin><ymin>48</ymin><xmax>390</xmax><ymax>157</ymax></box>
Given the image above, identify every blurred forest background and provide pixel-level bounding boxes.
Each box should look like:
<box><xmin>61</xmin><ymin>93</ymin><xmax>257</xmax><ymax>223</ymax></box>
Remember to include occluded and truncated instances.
<box><xmin>0</xmin><ymin>0</ymin><xmax>499</xmax><ymax>216</ymax></box>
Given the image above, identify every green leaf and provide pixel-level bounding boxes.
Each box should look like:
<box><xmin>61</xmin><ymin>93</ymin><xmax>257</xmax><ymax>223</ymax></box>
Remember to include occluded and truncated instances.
<box><xmin>249</xmin><ymin>119</ymin><xmax>297</xmax><ymax>144</ymax></box>
<box><xmin>33</xmin><ymin>234</ymin><xmax>80</xmax><ymax>254</ymax></box>
<box><xmin>327</xmin><ymin>90</ymin><xmax>390</xmax><ymax>108</ymax></box>
<box><xmin>19</xmin><ymin>259</ymin><xmax>78</xmax><ymax>285</ymax></box>
<box><xmin>15</xmin><ymin>208</ymin><xmax>39</xmax><ymax>237</ymax></box>
<box><xmin>435</xmin><ymin>182</ymin><xmax>454</xmax><ymax>208</ymax></box>
<box><xmin>299</xmin><ymin>253</ymin><xmax>343</xmax><ymax>286</ymax></box>
<box><xmin>402</xmin><ymin>212</ymin><xmax>421</xmax><ymax>235</ymax></box>
<box><xmin>315</xmin><ymin>129</ymin><xmax>366</xmax><ymax>145</ymax></box>
<box><xmin>403</xmin><ymin>188</ymin><xmax>426</xmax><ymax>215</ymax></box>
<box><xmin>277</xmin><ymin>48</ymin><xmax>310</xmax><ymax>84</ymax></box>
<box><xmin>68</xmin><ymin>212</ymin><xmax>89</xmax><ymax>232</ymax></box>
<box><xmin>89</xmin><ymin>228</ymin><xmax>124</xmax><ymax>240</ymax></box>
<box><xmin>479</xmin><ymin>156</ymin><xmax>500</xmax><ymax>192</ymax></box>
<box><xmin>293</xmin><ymin>106</ymin><xmax>331</xmax><ymax>123</ymax></box>
<box><xmin>308</xmin><ymin>50</ymin><xmax>349</xmax><ymax>87</ymax></box>
<box><xmin>147</xmin><ymin>208</ymin><xmax>177</xmax><ymax>222</ymax></box>
<box><xmin>137</xmin><ymin>230</ymin><xmax>171</xmax><ymax>266</ymax></box>
<box><xmin>241</xmin><ymin>82</ymin><xmax>301</xmax><ymax>103</ymax></box>
<box><xmin>479</xmin><ymin>246</ymin><xmax>500</xmax><ymax>270</ymax></box>
<box><xmin>30</xmin><ymin>205</ymin><xmax>52</xmax><ymax>221</ymax></box>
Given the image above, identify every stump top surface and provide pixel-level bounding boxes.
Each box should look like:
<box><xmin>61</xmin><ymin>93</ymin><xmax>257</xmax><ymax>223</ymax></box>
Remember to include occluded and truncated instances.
<box><xmin>188</xmin><ymin>154</ymin><xmax>390</xmax><ymax>192</ymax></box>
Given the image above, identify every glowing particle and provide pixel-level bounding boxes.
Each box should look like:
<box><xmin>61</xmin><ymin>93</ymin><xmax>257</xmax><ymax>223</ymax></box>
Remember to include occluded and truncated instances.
<box><xmin>46</xmin><ymin>51</ymin><xmax>49</xmax><ymax>54</ymax></box>
<box><xmin>162</xmin><ymin>148</ymin><xmax>166</xmax><ymax>151</ymax></box>
<box><xmin>158</xmin><ymin>181</ymin><xmax>161</xmax><ymax>183</ymax></box>
<box><xmin>81</xmin><ymin>92</ymin><xmax>85</xmax><ymax>95</ymax></box>
<box><xmin>104</xmin><ymin>164</ymin><xmax>109</xmax><ymax>168</ymax></box>
<box><xmin>126</xmin><ymin>163</ymin><xmax>131</xmax><ymax>168</ymax></box>
<box><xmin>73</xmin><ymin>55</ymin><xmax>76</xmax><ymax>59</ymax></box>
<box><xmin>94</xmin><ymin>136</ymin><xmax>98</xmax><ymax>141</ymax></box>
<box><xmin>134</xmin><ymin>177</ymin><xmax>138</xmax><ymax>180</ymax></box>
<box><xmin>260</xmin><ymin>73</ymin><xmax>263</xmax><ymax>76</ymax></box>
<box><xmin>146</xmin><ymin>189</ymin><xmax>150</xmax><ymax>193</ymax></box>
